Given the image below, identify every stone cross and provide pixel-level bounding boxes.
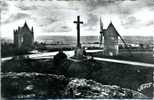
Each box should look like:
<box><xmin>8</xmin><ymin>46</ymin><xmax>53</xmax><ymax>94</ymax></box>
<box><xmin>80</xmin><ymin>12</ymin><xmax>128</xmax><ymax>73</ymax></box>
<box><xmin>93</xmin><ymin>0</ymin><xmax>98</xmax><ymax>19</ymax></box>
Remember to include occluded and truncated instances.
<box><xmin>74</xmin><ymin>16</ymin><xmax>83</xmax><ymax>48</ymax></box>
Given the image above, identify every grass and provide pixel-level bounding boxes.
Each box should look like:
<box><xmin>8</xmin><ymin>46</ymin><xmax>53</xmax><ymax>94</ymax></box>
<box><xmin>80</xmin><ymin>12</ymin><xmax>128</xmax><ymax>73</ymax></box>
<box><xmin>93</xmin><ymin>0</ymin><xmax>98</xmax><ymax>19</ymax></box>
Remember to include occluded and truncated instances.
<box><xmin>2</xmin><ymin>57</ymin><xmax>153</xmax><ymax>86</ymax></box>
<box><xmin>87</xmin><ymin>50</ymin><xmax>154</xmax><ymax>64</ymax></box>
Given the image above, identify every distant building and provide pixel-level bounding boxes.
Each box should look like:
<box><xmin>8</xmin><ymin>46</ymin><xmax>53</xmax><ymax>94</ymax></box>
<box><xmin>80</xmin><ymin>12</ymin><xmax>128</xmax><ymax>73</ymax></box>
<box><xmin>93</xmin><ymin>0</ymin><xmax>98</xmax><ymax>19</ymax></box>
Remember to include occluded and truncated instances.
<box><xmin>100</xmin><ymin>20</ymin><xmax>119</xmax><ymax>56</ymax></box>
<box><xmin>14</xmin><ymin>21</ymin><xmax>34</xmax><ymax>50</ymax></box>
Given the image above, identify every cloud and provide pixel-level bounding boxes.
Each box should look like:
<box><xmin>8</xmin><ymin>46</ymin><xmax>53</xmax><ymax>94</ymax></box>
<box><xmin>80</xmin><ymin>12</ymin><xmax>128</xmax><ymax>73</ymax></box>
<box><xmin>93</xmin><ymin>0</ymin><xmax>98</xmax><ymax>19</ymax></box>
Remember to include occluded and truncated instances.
<box><xmin>82</xmin><ymin>0</ymin><xmax>139</xmax><ymax>11</ymax></box>
<box><xmin>121</xmin><ymin>16</ymin><xmax>148</xmax><ymax>29</ymax></box>
<box><xmin>84</xmin><ymin>13</ymin><xmax>99</xmax><ymax>30</ymax></box>
<box><xmin>2</xmin><ymin>13</ymin><xmax>30</xmax><ymax>24</ymax></box>
<box><xmin>145</xmin><ymin>21</ymin><xmax>154</xmax><ymax>26</ymax></box>
<box><xmin>121</xmin><ymin>14</ymin><xmax>154</xmax><ymax>29</ymax></box>
<box><xmin>142</xmin><ymin>0</ymin><xmax>154</xmax><ymax>7</ymax></box>
<box><xmin>53</xmin><ymin>25</ymin><xmax>72</xmax><ymax>32</ymax></box>
<box><xmin>36</xmin><ymin>16</ymin><xmax>59</xmax><ymax>27</ymax></box>
<box><xmin>83</xmin><ymin>0</ymin><xmax>154</xmax><ymax>17</ymax></box>
<box><xmin>43</xmin><ymin>21</ymin><xmax>72</xmax><ymax>32</ymax></box>
<box><xmin>83</xmin><ymin>0</ymin><xmax>154</xmax><ymax>32</ymax></box>
<box><xmin>0</xmin><ymin>1</ymin><xmax>9</xmax><ymax>12</ymax></box>
<box><xmin>121</xmin><ymin>16</ymin><xmax>140</xmax><ymax>28</ymax></box>
<box><xmin>25</xmin><ymin>3</ymin><xmax>79</xmax><ymax>32</ymax></box>
<box><xmin>86</xmin><ymin>13</ymin><xmax>98</xmax><ymax>26</ymax></box>
<box><xmin>83</xmin><ymin>0</ymin><xmax>122</xmax><ymax>8</ymax></box>
<box><xmin>17</xmin><ymin>5</ymin><xmax>37</xmax><ymax>11</ymax></box>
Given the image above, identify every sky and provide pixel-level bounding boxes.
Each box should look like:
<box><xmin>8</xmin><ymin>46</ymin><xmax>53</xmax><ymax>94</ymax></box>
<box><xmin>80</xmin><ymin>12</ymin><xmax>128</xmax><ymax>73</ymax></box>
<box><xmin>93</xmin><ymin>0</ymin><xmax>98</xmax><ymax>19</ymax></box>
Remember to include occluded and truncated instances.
<box><xmin>1</xmin><ymin>0</ymin><xmax>154</xmax><ymax>39</ymax></box>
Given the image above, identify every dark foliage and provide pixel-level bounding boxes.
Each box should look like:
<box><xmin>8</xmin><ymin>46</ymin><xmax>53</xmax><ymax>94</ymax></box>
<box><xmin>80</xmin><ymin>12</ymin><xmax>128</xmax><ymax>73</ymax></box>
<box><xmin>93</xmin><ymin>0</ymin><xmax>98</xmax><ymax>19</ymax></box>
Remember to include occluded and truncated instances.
<box><xmin>1</xmin><ymin>73</ymin><xmax>69</xmax><ymax>98</ymax></box>
<box><xmin>53</xmin><ymin>50</ymin><xmax>67</xmax><ymax>65</ymax></box>
<box><xmin>1</xmin><ymin>43</ymin><xmax>31</xmax><ymax>57</ymax></box>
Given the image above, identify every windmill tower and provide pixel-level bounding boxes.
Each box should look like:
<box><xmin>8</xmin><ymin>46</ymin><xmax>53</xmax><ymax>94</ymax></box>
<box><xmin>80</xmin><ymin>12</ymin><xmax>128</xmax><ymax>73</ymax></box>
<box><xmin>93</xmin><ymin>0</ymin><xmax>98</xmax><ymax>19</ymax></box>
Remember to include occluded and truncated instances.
<box><xmin>100</xmin><ymin>20</ymin><xmax>119</xmax><ymax>56</ymax></box>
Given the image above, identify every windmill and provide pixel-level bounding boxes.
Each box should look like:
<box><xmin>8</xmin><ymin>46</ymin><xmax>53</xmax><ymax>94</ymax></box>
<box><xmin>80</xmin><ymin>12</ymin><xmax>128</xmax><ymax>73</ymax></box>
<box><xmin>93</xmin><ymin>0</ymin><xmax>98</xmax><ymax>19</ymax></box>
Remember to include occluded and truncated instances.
<box><xmin>99</xmin><ymin>18</ymin><xmax>133</xmax><ymax>56</ymax></box>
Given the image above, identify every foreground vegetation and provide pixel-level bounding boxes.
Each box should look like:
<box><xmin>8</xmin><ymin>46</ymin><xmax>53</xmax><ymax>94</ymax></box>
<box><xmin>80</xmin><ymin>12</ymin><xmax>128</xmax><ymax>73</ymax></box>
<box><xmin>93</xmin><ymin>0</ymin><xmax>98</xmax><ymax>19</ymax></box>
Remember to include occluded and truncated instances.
<box><xmin>1</xmin><ymin>51</ymin><xmax>153</xmax><ymax>98</ymax></box>
<box><xmin>1</xmin><ymin>43</ymin><xmax>31</xmax><ymax>58</ymax></box>
<box><xmin>2</xmin><ymin>72</ymin><xmax>147</xmax><ymax>99</ymax></box>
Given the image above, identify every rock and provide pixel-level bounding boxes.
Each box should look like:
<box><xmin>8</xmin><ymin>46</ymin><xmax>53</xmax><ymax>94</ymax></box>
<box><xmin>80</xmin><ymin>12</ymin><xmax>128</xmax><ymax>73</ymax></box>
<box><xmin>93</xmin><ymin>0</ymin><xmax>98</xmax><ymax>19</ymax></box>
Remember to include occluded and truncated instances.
<box><xmin>1</xmin><ymin>72</ymin><xmax>69</xmax><ymax>99</ymax></box>
<box><xmin>65</xmin><ymin>78</ymin><xmax>147</xmax><ymax>99</ymax></box>
<box><xmin>1</xmin><ymin>72</ymin><xmax>147</xmax><ymax>99</ymax></box>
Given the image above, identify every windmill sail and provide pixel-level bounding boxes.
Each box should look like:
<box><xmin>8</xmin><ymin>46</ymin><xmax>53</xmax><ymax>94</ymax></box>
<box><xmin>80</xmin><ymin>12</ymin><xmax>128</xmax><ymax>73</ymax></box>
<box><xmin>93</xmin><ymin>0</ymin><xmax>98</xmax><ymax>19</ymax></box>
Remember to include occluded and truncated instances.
<box><xmin>100</xmin><ymin>18</ymin><xmax>103</xmax><ymax>47</ymax></box>
<box><xmin>100</xmin><ymin>18</ymin><xmax>103</xmax><ymax>31</ymax></box>
<box><xmin>99</xmin><ymin>34</ymin><xmax>102</xmax><ymax>45</ymax></box>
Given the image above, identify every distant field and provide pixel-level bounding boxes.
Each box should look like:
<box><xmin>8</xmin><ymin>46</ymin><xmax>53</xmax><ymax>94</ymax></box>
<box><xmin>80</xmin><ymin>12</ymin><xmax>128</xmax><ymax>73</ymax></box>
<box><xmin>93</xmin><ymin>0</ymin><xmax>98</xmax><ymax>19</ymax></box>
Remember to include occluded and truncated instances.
<box><xmin>36</xmin><ymin>35</ymin><xmax>153</xmax><ymax>45</ymax></box>
<box><xmin>87</xmin><ymin>51</ymin><xmax>154</xmax><ymax>64</ymax></box>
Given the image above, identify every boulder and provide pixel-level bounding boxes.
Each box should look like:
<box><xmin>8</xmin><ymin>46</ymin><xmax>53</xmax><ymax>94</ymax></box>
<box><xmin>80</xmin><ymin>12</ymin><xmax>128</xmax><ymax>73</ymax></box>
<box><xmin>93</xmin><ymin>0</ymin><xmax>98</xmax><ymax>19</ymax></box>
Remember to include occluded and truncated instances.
<box><xmin>1</xmin><ymin>72</ymin><xmax>147</xmax><ymax>99</ymax></box>
<box><xmin>65</xmin><ymin>78</ymin><xmax>147</xmax><ymax>99</ymax></box>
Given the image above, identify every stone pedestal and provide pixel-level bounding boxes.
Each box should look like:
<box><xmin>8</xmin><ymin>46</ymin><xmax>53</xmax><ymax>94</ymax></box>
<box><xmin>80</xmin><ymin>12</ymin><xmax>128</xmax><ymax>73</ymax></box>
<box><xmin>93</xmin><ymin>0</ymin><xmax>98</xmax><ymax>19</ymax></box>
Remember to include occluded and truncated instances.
<box><xmin>72</xmin><ymin>47</ymin><xmax>87</xmax><ymax>60</ymax></box>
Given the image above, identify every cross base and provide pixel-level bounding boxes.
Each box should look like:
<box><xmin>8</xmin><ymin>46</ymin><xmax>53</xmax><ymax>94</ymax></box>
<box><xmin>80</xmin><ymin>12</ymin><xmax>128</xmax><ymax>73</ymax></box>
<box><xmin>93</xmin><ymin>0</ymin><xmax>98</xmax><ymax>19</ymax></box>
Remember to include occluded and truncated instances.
<box><xmin>72</xmin><ymin>47</ymin><xmax>87</xmax><ymax>60</ymax></box>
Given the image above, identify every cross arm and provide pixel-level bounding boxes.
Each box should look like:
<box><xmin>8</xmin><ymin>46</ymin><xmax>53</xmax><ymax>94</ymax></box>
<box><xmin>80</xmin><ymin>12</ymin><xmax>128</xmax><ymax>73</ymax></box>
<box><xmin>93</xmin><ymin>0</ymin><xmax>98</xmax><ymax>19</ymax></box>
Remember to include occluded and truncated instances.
<box><xmin>73</xmin><ymin>21</ymin><xmax>84</xmax><ymax>24</ymax></box>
